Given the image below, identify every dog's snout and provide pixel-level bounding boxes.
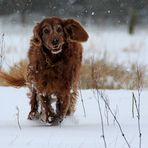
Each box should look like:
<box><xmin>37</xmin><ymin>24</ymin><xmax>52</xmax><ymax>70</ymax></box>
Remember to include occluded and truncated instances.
<box><xmin>52</xmin><ymin>38</ymin><xmax>59</xmax><ymax>46</ymax></box>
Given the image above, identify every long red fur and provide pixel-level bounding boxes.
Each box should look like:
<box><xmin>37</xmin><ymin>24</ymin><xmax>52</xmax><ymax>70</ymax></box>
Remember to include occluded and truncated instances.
<box><xmin>0</xmin><ymin>65</ymin><xmax>26</xmax><ymax>87</ymax></box>
<box><xmin>0</xmin><ymin>17</ymin><xmax>88</xmax><ymax>124</ymax></box>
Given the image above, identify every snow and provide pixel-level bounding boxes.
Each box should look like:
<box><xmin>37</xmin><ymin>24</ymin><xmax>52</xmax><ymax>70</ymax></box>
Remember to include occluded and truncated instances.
<box><xmin>1</xmin><ymin>24</ymin><xmax>148</xmax><ymax>69</ymax></box>
<box><xmin>83</xmin><ymin>26</ymin><xmax>148</xmax><ymax>67</ymax></box>
<box><xmin>91</xmin><ymin>12</ymin><xmax>95</xmax><ymax>15</ymax></box>
<box><xmin>1</xmin><ymin>20</ymin><xmax>148</xmax><ymax>147</ymax></box>
<box><xmin>0</xmin><ymin>87</ymin><xmax>148</xmax><ymax>148</ymax></box>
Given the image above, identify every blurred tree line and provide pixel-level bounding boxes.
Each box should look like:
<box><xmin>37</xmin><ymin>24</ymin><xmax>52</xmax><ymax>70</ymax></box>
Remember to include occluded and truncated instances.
<box><xmin>0</xmin><ymin>0</ymin><xmax>147</xmax><ymax>25</ymax></box>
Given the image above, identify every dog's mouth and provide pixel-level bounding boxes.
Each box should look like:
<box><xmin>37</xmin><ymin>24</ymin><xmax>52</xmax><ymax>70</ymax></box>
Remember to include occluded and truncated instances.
<box><xmin>44</xmin><ymin>43</ymin><xmax>63</xmax><ymax>54</ymax></box>
<box><xmin>51</xmin><ymin>47</ymin><xmax>63</xmax><ymax>54</ymax></box>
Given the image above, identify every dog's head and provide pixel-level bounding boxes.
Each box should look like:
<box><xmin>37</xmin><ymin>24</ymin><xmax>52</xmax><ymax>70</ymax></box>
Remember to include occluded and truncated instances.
<box><xmin>32</xmin><ymin>17</ymin><xmax>88</xmax><ymax>54</ymax></box>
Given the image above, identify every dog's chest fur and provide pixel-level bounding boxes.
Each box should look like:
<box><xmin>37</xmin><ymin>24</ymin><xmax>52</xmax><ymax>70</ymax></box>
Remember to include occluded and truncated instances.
<box><xmin>28</xmin><ymin>42</ymin><xmax>82</xmax><ymax>94</ymax></box>
<box><xmin>33</xmin><ymin>47</ymin><xmax>73</xmax><ymax>92</ymax></box>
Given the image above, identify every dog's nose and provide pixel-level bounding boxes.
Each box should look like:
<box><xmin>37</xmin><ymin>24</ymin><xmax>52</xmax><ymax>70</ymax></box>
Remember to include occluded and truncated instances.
<box><xmin>52</xmin><ymin>38</ymin><xmax>59</xmax><ymax>46</ymax></box>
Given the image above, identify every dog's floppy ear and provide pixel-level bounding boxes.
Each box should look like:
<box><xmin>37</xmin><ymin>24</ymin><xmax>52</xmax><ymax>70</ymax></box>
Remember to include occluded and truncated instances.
<box><xmin>31</xmin><ymin>23</ymin><xmax>42</xmax><ymax>47</ymax></box>
<box><xmin>64</xmin><ymin>19</ymin><xmax>88</xmax><ymax>42</ymax></box>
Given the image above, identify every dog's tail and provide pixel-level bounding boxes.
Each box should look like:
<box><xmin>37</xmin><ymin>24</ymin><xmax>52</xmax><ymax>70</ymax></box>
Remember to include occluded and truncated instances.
<box><xmin>0</xmin><ymin>60</ymin><xmax>27</xmax><ymax>87</ymax></box>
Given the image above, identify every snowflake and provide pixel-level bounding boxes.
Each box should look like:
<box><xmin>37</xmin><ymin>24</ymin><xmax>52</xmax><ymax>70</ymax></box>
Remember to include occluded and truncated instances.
<box><xmin>107</xmin><ymin>10</ymin><xmax>111</xmax><ymax>14</ymax></box>
<box><xmin>91</xmin><ymin>12</ymin><xmax>95</xmax><ymax>16</ymax></box>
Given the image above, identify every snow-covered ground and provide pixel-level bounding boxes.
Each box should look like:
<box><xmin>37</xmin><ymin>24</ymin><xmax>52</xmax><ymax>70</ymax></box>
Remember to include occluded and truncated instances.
<box><xmin>1</xmin><ymin>19</ymin><xmax>148</xmax><ymax>148</ymax></box>
<box><xmin>84</xmin><ymin>26</ymin><xmax>148</xmax><ymax>67</ymax></box>
<box><xmin>0</xmin><ymin>87</ymin><xmax>148</xmax><ymax>148</ymax></box>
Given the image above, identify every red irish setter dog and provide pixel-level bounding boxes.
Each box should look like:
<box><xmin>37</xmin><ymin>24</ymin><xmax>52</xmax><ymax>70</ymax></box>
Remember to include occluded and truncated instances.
<box><xmin>0</xmin><ymin>17</ymin><xmax>88</xmax><ymax>125</ymax></box>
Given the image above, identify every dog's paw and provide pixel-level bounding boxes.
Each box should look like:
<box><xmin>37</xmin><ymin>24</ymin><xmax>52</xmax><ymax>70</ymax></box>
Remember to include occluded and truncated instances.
<box><xmin>50</xmin><ymin>115</ymin><xmax>63</xmax><ymax>126</ymax></box>
<box><xmin>40</xmin><ymin>112</ymin><xmax>50</xmax><ymax>123</ymax></box>
<box><xmin>39</xmin><ymin>109</ymin><xmax>56</xmax><ymax>123</ymax></box>
<box><xmin>28</xmin><ymin>111</ymin><xmax>40</xmax><ymax>120</ymax></box>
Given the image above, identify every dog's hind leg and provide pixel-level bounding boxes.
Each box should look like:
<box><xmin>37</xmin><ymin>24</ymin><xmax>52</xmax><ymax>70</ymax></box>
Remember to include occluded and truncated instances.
<box><xmin>66</xmin><ymin>79</ymin><xmax>78</xmax><ymax>116</ymax></box>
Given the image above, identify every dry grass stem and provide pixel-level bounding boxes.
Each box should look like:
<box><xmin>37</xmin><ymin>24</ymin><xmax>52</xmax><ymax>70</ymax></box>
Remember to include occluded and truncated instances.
<box><xmin>91</xmin><ymin>57</ymin><xmax>130</xmax><ymax>148</ymax></box>
<box><xmin>0</xmin><ymin>33</ymin><xmax>5</xmax><ymax>69</ymax></box>
<box><xmin>79</xmin><ymin>81</ymin><xmax>86</xmax><ymax>117</ymax></box>
<box><xmin>80</xmin><ymin>58</ymin><xmax>146</xmax><ymax>89</ymax></box>
<box><xmin>16</xmin><ymin>106</ymin><xmax>21</xmax><ymax>130</ymax></box>
<box><xmin>132</xmin><ymin>66</ymin><xmax>143</xmax><ymax>148</ymax></box>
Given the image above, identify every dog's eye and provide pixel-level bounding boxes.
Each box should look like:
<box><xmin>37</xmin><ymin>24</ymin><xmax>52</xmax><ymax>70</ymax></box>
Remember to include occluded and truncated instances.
<box><xmin>56</xmin><ymin>26</ymin><xmax>63</xmax><ymax>33</ymax></box>
<box><xmin>43</xmin><ymin>28</ymin><xmax>50</xmax><ymax>34</ymax></box>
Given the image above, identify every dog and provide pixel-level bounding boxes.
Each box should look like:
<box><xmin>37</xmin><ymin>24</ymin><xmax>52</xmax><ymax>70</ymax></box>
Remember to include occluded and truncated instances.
<box><xmin>0</xmin><ymin>17</ymin><xmax>88</xmax><ymax>125</ymax></box>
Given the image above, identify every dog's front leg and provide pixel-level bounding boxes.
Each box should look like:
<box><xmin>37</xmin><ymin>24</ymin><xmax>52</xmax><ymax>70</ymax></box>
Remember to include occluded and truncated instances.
<box><xmin>28</xmin><ymin>88</ymin><xmax>40</xmax><ymax>120</ymax></box>
<box><xmin>50</xmin><ymin>93</ymin><xmax>70</xmax><ymax>126</ymax></box>
<box><xmin>40</xmin><ymin>95</ymin><xmax>55</xmax><ymax>123</ymax></box>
